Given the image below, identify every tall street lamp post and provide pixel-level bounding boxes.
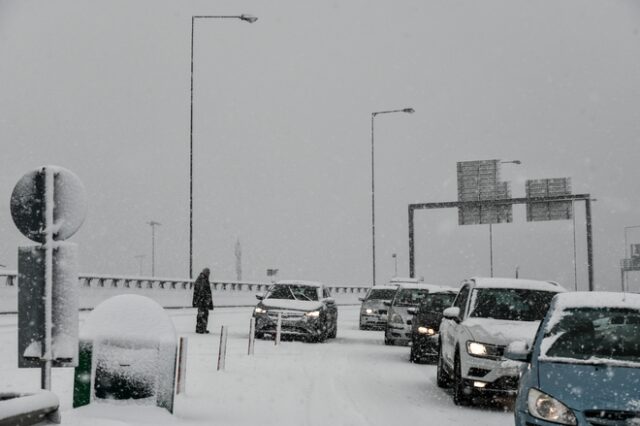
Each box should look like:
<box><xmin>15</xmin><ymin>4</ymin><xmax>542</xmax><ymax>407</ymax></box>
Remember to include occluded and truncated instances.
<box><xmin>189</xmin><ymin>14</ymin><xmax>258</xmax><ymax>280</ymax></box>
<box><xmin>371</xmin><ymin>108</ymin><xmax>414</xmax><ymax>286</ymax></box>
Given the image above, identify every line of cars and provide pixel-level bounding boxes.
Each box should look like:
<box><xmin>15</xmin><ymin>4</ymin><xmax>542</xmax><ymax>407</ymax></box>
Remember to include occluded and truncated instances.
<box><xmin>250</xmin><ymin>278</ymin><xmax>640</xmax><ymax>424</ymax></box>
<box><xmin>358</xmin><ymin>277</ymin><xmax>640</xmax><ymax>424</ymax></box>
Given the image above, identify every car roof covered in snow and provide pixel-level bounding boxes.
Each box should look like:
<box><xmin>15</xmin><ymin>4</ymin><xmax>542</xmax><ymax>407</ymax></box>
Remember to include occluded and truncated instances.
<box><xmin>469</xmin><ymin>277</ymin><xmax>564</xmax><ymax>292</ymax></box>
<box><xmin>274</xmin><ymin>280</ymin><xmax>323</xmax><ymax>288</ymax></box>
<box><xmin>390</xmin><ymin>277</ymin><xmax>422</xmax><ymax>284</ymax></box>
<box><xmin>551</xmin><ymin>291</ymin><xmax>640</xmax><ymax>310</ymax></box>
<box><xmin>397</xmin><ymin>283</ymin><xmax>442</xmax><ymax>290</ymax></box>
<box><xmin>369</xmin><ymin>285</ymin><xmax>399</xmax><ymax>290</ymax></box>
<box><xmin>427</xmin><ymin>286</ymin><xmax>459</xmax><ymax>294</ymax></box>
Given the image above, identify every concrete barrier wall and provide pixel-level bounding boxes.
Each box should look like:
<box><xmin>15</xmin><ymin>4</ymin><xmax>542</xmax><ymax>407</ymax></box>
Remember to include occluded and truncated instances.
<box><xmin>0</xmin><ymin>272</ymin><xmax>367</xmax><ymax>314</ymax></box>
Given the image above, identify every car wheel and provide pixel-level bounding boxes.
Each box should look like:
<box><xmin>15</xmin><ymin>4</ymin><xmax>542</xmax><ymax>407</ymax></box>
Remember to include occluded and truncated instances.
<box><xmin>384</xmin><ymin>336</ymin><xmax>394</xmax><ymax>346</ymax></box>
<box><xmin>410</xmin><ymin>346</ymin><xmax>419</xmax><ymax>363</ymax></box>
<box><xmin>328</xmin><ymin>323</ymin><xmax>337</xmax><ymax>339</ymax></box>
<box><xmin>453</xmin><ymin>353</ymin><xmax>473</xmax><ymax>406</ymax></box>
<box><xmin>254</xmin><ymin>331</ymin><xmax>264</xmax><ymax>339</ymax></box>
<box><xmin>436</xmin><ymin>346</ymin><xmax>450</xmax><ymax>388</ymax></box>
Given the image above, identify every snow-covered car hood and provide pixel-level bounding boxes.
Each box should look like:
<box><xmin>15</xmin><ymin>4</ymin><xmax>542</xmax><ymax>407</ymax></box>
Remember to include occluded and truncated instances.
<box><xmin>463</xmin><ymin>318</ymin><xmax>540</xmax><ymax>346</ymax></box>
<box><xmin>537</xmin><ymin>362</ymin><xmax>640</xmax><ymax>411</ymax></box>
<box><xmin>261</xmin><ymin>299</ymin><xmax>323</xmax><ymax>312</ymax></box>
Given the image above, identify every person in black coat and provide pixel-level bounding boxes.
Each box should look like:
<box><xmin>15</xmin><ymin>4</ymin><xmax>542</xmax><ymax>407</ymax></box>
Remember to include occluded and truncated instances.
<box><xmin>192</xmin><ymin>267</ymin><xmax>213</xmax><ymax>334</ymax></box>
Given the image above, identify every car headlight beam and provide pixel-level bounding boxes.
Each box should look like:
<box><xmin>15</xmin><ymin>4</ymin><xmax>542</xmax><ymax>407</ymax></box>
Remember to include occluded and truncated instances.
<box><xmin>417</xmin><ymin>326</ymin><xmax>436</xmax><ymax>335</ymax></box>
<box><xmin>527</xmin><ymin>388</ymin><xmax>577</xmax><ymax>425</ymax></box>
<box><xmin>305</xmin><ymin>310</ymin><xmax>320</xmax><ymax>318</ymax></box>
<box><xmin>466</xmin><ymin>341</ymin><xmax>501</xmax><ymax>359</ymax></box>
<box><xmin>254</xmin><ymin>307</ymin><xmax>267</xmax><ymax>314</ymax></box>
<box><xmin>365</xmin><ymin>308</ymin><xmax>374</xmax><ymax>315</ymax></box>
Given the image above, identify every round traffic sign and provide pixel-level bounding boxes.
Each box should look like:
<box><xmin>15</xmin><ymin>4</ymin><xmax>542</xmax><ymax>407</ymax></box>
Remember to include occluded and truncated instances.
<box><xmin>10</xmin><ymin>166</ymin><xmax>87</xmax><ymax>243</ymax></box>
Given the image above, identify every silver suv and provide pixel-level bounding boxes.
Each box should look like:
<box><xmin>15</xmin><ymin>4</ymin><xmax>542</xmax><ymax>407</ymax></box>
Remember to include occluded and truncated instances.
<box><xmin>437</xmin><ymin>277</ymin><xmax>564</xmax><ymax>405</ymax></box>
<box><xmin>359</xmin><ymin>285</ymin><xmax>398</xmax><ymax>330</ymax></box>
<box><xmin>384</xmin><ymin>283</ymin><xmax>441</xmax><ymax>346</ymax></box>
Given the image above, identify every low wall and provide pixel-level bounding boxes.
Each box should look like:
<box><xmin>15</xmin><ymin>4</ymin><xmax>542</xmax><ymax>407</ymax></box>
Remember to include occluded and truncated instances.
<box><xmin>0</xmin><ymin>271</ymin><xmax>367</xmax><ymax>314</ymax></box>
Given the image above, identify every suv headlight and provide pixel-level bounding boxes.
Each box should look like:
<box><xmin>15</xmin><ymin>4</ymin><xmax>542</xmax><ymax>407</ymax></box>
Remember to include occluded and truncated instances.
<box><xmin>305</xmin><ymin>310</ymin><xmax>320</xmax><ymax>318</ymax></box>
<box><xmin>254</xmin><ymin>307</ymin><xmax>267</xmax><ymax>314</ymax></box>
<box><xmin>527</xmin><ymin>388</ymin><xmax>577</xmax><ymax>425</ymax></box>
<box><xmin>466</xmin><ymin>341</ymin><xmax>502</xmax><ymax>359</ymax></box>
<box><xmin>417</xmin><ymin>326</ymin><xmax>436</xmax><ymax>335</ymax></box>
<box><xmin>364</xmin><ymin>308</ymin><xmax>374</xmax><ymax>315</ymax></box>
<box><xmin>390</xmin><ymin>313</ymin><xmax>404</xmax><ymax>324</ymax></box>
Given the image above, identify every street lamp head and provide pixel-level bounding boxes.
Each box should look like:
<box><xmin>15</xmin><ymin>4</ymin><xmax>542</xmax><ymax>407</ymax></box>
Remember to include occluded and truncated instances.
<box><xmin>402</xmin><ymin>108</ymin><xmax>415</xmax><ymax>114</ymax></box>
<box><xmin>239</xmin><ymin>14</ymin><xmax>258</xmax><ymax>23</ymax></box>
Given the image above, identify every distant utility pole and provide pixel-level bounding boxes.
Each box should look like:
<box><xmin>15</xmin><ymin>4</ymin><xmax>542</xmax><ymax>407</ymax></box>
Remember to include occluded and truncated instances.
<box><xmin>134</xmin><ymin>254</ymin><xmax>145</xmax><ymax>276</ymax></box>
<box><xmin>235</xmin><ymin>238</ymin><xmax>242</xmax><ymax>281</ymax></box>
<box><xmin>147</xmin><ymin>220</ymin><xmax>161</xmax><ymax>276</ymax></box>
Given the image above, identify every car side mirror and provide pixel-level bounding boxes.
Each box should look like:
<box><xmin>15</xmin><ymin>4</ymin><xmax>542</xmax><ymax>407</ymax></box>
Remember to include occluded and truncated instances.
<box><xmin>407</xmin><ymin>308</ymin><xmax>417</xmax><ymax>315</ymax></box>
<box><xmin>443</xmin><ymin>307</ymin><xmax>461</xmax><ymax>322</ymax></box>
<box><xmin>504</xmin><ymin>340</ymin><xmax>532</xmax><ymax>363</ymax></box>
<box><xmin>383</xmin><ymin>301</ymin><xmax>391</xmax><ymax>307</ymax></box>
<box><xmin>255</xmin><ymin>295</ymin><xmax>264</xmax><ymax>301</ymax></box>
<box><xmin>358</xmin><ymin>297</ymin><xmax>365</xmax><ymax>302</ymax></box>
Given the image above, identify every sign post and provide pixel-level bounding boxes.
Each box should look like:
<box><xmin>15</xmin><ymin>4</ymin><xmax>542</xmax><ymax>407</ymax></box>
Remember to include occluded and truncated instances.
<box><xmin>11</xmin><ymin>166</ymin><xmax>87</xmax><ymax>390</ymax></box>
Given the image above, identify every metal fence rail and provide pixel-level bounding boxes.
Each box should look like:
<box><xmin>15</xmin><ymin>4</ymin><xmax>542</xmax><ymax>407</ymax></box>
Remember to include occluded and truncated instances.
<box><xmin>0</xmin><ymin>270</ymin><xmax>368</xmax><ymax>293</ymax></box>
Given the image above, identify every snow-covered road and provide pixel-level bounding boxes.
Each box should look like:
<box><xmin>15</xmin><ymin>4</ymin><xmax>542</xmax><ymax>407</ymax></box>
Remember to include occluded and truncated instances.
<box><xmin>0</xmin><ymin>306</ymin><xmax>512</xmax><ymax>425</ymax></box>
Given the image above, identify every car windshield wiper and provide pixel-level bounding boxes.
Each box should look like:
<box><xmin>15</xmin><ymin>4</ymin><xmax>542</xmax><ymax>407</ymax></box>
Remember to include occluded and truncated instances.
<box><xmin>286</xmin><ymin>286</ymin><xmax>299</xmax><ymax>300</ymax></box>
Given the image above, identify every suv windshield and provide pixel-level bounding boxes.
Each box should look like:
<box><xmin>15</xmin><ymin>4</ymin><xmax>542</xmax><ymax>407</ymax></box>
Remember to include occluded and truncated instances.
<box><xmin>468</xmin><ymin>288</ymin><xmax>557</xmax><ymax>321</ymax></box>
<box><xmin>266</xmin><ymin>285</ymin><xmax>319</xmax><ymax>301</ymax></box>
<box><xmin>542</xmin><ymin>307</ymin><xmax>640</xmax><ymax>364</ymax></box>
<box><xmin>393</xmin><ymin>288</ymin><xmax>430</xmax><ymax>307</ymax></box>
<box><xmin>419</xmin><ymin>293</ymin><xmax>456</xmax><ymax>314</ymax></box>
<box><xmin>367</xmin><ymin>289</ymin><xmax>397</xmax><ymax>300</ymax></box>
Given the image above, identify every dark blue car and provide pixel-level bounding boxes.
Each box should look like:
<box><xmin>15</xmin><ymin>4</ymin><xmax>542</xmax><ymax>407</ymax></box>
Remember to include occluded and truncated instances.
<box><xmin>507</xmin><ymin>292</ymin><xmax>640</xmax><ymax>426</ymax></box>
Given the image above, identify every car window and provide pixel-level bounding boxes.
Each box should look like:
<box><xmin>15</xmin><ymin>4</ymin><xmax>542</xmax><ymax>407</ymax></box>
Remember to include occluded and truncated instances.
<box><xmin>419</xmin><ymin>293</ymin><xmax>456</xmax><ymax>314</ymax></box>
<box><xmin>468</xmin><ymin>288</ymin><xmax>557</xmax><ymax>321</ymax></box>
<box><xmin>541</xmin><ymin>307</ymin><xmax>640</xmax><ymax>365</ymax></box>
<box><xmin>266</xmin><ymin>284</ymin><xmax>319</xmax><ymax>301</ymax></box>
<box><xmin>393</xmin><ymin>288</ymin><xmax>430</xmax><ymax>307</ymax></box>
<box><xmin>453</xmin><ymin>285</ymin><xmax>471</xmax><ymax>317</ymax></box>
<box><xmin>323</xmin><ymin>288</ymin><xmax>331</xmax><ymax>298</ymax></box>
<box><xmin>367</xmin><ymin>289</ymin><xmax>397</xmax><ymax>300</ymax></box>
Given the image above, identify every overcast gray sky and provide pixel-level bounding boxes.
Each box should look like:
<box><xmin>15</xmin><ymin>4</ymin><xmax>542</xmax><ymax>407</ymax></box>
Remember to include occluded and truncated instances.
<box><xmin>1</xmin><ymin>0</ymin><xmax>640</xmax><ymax>290</ymax></box>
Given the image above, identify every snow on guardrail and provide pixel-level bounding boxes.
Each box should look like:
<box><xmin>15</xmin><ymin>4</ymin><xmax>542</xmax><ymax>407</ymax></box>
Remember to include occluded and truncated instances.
<box><xmin>0</xmin><ymin>271</ymin><xmax>368</xmax><ymax>314</ymax></box>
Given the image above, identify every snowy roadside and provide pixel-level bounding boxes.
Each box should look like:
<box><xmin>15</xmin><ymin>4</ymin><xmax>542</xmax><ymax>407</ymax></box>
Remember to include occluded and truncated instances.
<box><xmin>1</xmin><ymin>307</ymin><xmax>511</xmax><ymax>425</ymax></box>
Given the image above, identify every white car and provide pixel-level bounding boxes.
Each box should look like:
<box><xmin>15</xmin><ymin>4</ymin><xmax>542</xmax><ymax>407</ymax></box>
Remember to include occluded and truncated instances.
<box><xmin>437</xmin><ymin>277</ymin><xmax>564</xmax><ymax>406</ymax></box>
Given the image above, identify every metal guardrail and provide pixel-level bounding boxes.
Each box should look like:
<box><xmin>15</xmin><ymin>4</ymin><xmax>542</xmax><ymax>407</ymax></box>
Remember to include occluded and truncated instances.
<box><xmin>0</xmin><ymin>271</ymin><xmax>369</xmax><ymax>295</ymax></box>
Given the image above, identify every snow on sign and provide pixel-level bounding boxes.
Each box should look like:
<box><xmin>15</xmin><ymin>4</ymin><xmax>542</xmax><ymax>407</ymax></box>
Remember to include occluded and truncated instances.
<box><xmin>526</xmin><ymin>178</ymin><xmax>573</xmax><ymax>222</ymax></box>
<box><xmin>10</xmin><ymin>166</ymin><xmax>87</xmax><ymax>243</ymax></box>
<box><xmin>456</xmin><ymin>160</ymin><xmax>513</xmax><ymax>225</ymax></box>
<box><xmin>73</xmin><ymin>295</ymin><xmax>178</xmax><ymax>414</ymax></box>
<box><xmin>11</xmin><ymin>166</ymin><xmax>86</xmax><ymax>391</ymax></box>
